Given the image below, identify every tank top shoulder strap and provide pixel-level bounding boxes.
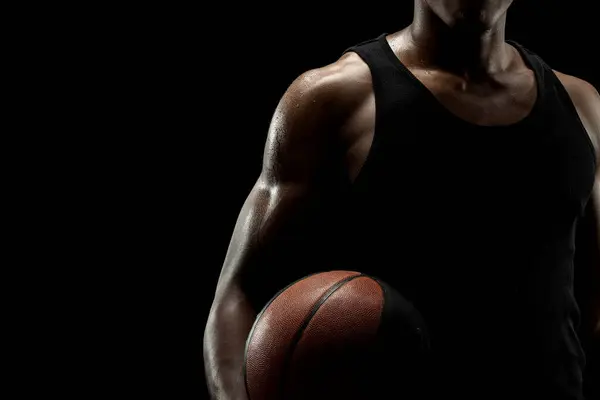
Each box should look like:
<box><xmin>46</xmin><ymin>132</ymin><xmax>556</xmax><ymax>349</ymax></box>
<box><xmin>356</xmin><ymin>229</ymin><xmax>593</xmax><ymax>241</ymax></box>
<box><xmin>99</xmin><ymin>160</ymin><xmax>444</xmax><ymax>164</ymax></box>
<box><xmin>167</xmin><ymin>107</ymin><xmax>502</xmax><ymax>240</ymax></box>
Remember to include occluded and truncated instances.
<box><xmin>505</xmin><ymin>40</ymin><xmax>548</xmax><ymax>80</ymax></box>
<box><xmin>341</xmin><ymin>34</ymin><xmax>391</xmax><ymax>91</ymax></box>
<box><xmin>505</xmin><ymin>40</ymin><xmax>554</xmax><ymax>111</ymax></box>
<box><xmin>507</xmin><ymin>41</ymin><xmax>576</xmax><ymax>115</ymax></box>
<box><xmin>507</xmin><ymin>40</ymin><xmax>597</xmax><ymax>169</ymax></box>
<box><xmin>341</xmin><ymin>33</ymin><xmax>420</xmax><ymax>114</ymax></box>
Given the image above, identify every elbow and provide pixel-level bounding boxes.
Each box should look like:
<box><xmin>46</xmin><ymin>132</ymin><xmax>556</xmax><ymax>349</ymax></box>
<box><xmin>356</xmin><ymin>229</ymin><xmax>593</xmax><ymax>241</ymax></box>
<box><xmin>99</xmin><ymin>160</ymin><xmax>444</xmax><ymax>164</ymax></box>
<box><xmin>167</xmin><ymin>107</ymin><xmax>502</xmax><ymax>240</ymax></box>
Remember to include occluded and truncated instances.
<box><xmin>205</xmin><ymin>284</ymin><xmax>255</xmax><ymax>337</ymax></box>
<box><xmin>206</xmin><ymin>284</ymin><xmax>244</xmax><ymax>326</ymax></box>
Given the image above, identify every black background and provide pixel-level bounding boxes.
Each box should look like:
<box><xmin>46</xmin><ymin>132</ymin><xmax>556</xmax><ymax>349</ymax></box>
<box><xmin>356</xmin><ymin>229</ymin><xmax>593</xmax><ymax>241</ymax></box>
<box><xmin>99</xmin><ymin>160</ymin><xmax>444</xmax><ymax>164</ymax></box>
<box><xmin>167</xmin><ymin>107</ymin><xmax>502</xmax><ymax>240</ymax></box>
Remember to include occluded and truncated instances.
<box><xmin>63</xmin><ymin>1</ymin><xmax>599</xmax><ymax>398</ymax></box>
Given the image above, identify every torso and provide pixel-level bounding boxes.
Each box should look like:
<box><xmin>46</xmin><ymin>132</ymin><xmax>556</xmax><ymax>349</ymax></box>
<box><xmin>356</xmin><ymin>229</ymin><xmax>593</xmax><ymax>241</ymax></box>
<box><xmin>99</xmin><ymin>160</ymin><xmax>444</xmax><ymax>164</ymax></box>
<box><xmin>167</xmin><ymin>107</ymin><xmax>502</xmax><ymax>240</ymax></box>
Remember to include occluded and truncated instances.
<box><xmin>332</xmin><ymin>29</ymin><xmax>599</xmax><ymax>183</ymax></box>
<box><xmin>309</xmin><ymin>30</ymin><xmax>600</xmax><ymax>399</ymax></box>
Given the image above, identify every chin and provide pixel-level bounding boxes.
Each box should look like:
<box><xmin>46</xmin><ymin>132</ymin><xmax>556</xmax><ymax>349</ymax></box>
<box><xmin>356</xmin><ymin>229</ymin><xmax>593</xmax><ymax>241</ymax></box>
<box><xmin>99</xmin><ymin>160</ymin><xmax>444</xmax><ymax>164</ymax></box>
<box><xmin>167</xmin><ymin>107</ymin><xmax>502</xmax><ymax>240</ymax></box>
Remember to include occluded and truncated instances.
<box><xmin>453</xmin><ymin>10</ymin><xmax>492</xmax><ymax>31</ymax></box>
<box><xmin>425</xmin><ymin>0</ymin><xmax>513</xmax><ymax>31</ymax></box>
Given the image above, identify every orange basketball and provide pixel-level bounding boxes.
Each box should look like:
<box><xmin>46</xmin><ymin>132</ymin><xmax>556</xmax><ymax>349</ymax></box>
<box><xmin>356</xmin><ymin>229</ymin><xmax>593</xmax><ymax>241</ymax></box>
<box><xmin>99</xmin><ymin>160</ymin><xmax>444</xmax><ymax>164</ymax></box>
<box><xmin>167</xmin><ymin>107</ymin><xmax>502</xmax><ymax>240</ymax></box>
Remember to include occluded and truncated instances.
<box><xmin>244</xmin><ymin>271</ymin><xmax>430</xmax><ymax>400</ymax></box>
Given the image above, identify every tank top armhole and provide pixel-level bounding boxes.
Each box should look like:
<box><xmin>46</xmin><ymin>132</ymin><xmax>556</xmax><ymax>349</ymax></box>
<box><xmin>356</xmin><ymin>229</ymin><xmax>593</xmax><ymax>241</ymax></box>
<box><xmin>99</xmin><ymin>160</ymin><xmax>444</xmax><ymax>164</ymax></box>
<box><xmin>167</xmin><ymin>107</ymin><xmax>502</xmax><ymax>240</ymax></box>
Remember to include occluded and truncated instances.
<box><xmin>548</xmin><ymin>72</ymin><xmax>599</xmax><ymax>168</ymax></box>
<box><xmin>339</xmin><ymin>44</ymin><xmax>385</xmax><ymax>187</ymax></box>
<box><xmin>507</xmin><ymin>40</ymin><xmax>597</xmax><ymax>167</ymax></box>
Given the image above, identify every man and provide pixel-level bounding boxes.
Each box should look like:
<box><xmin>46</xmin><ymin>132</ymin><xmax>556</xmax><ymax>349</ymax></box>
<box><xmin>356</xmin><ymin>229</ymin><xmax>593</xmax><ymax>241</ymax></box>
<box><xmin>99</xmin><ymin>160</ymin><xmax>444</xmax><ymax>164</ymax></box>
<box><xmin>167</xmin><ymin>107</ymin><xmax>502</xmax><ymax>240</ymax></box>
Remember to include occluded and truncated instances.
<box><xmin>204</xmin><ymin>1</ymin><xmax>600</xmax><ymax>399</ymax></box>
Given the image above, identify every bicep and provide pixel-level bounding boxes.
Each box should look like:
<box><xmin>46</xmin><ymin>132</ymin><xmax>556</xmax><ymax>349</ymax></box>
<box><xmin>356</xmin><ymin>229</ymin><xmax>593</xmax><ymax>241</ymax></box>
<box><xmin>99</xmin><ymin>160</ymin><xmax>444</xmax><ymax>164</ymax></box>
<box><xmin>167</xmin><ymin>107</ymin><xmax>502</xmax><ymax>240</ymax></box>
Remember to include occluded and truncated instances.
<box><xmin>593</xmin><ymin>177</ymin><xmax>600</xmax><ymax>334</ymax></box>
<box><xmin>215</xmin><ymin>71</ymin><xmax>337</xmax><ymax>298</ymax></box>
<box><xmin>261</xmin><ymin>70</ymin><xmax>340</xmax><ymax>185</ymax></box>
<box><xmin>594</xmin><ymin>173</ymin><xmax>600</xmax><ymax>223</ymax></box>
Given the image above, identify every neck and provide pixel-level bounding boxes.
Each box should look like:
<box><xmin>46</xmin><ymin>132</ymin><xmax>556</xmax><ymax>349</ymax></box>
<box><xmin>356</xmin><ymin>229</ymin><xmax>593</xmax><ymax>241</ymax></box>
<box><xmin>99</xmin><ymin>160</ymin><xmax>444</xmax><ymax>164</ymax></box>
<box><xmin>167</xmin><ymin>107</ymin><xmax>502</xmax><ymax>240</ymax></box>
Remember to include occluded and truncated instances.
<box><xmin>408</xmin><ymin>2</ymin><xmax>511</xmax><ymax>78</ymax></box>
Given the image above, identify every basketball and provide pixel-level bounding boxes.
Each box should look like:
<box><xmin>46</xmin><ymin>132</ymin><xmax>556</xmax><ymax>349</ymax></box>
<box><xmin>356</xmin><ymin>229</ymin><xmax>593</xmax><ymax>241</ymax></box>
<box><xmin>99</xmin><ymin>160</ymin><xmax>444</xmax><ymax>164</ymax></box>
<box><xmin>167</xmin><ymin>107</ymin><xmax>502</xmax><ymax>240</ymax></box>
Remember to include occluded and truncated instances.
<box><xmin>244</xmin><ymin>271</ymin><xmax>430</xmax><ymax>400</ymax></box>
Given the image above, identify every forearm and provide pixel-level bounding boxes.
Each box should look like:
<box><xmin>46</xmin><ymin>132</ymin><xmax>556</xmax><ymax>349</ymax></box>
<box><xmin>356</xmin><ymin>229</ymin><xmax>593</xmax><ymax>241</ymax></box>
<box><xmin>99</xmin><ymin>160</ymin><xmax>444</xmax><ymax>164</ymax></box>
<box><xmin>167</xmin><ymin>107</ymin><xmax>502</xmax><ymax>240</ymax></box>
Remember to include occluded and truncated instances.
<box><xmin>593</xmin><ymin>244</ymin><xmax>600</xmax><ymax>338</ymax></box>
<box><xmin>593</xmin><ymin>188</ymin><xmax>600</xmax><ymax>337</ymax></box>
<box><xmin>204</xmin><ymin>290</ymin><xmax>257</xmax><ymax>400</ymax></box>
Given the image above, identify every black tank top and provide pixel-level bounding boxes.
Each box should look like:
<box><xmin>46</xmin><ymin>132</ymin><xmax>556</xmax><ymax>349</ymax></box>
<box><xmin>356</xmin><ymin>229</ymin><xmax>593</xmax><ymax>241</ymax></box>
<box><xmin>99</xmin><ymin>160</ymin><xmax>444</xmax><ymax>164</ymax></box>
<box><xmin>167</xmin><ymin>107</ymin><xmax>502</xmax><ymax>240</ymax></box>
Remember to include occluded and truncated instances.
<box><xmin>335</xmin><ymin>33</ymin><xmax>597</xmax><ymax>400</ymax></box>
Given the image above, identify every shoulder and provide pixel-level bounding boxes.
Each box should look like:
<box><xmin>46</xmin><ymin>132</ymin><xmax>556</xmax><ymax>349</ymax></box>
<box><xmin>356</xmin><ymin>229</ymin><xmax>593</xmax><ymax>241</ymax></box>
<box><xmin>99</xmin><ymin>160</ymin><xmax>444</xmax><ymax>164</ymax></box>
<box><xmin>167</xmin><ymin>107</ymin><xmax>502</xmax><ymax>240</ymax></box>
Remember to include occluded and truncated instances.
<box><xmin>553</xmin><ymin>70</ymin><xmax>600</xmax><ymax>163</ymax></box>
<box><xmin>554</xmin><ymin>70</ymin><xmax>599</xmax><ymax>103</ymax></box>
<box><xmin>266</xmin><ymin>51</ymin><xmax>373</xmax><ymax>149</ymax></box>
<box><xmin>283</xmin><ymin>51</ymin><xmax>373</xmax><ymax>120</ymax></box>
<box><xmin>261</xmin><ymin>52</ymin><xmax>374</xmax><ymax>181</ymax></box>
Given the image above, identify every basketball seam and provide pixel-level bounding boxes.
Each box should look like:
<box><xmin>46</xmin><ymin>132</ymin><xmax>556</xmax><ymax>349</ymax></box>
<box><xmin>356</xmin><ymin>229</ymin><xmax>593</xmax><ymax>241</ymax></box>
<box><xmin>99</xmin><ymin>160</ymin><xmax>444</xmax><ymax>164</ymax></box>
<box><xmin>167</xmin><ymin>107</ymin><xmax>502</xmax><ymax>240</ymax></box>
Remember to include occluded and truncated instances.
<box><xmin>243</xmin><ymin>271</ymin><xmax>322</xmax><ymax>400</ymax></box>
<box><xmin>243</xmin><ymin>271</ymin><xmax>359</xmax><ymax>400</ymax></box>
<box><xmin>373</xmin><ymin>276</ymin><xmax>430</xmax><ymax>351</ymax></box>
<box><xmin>278</xmin><ymin>274</ymin><xmax>364</xmax><ymax>399</ymax></box>
<box><xmin>372</xmin><ymin>277</ymin><xmax>387</xmax><ymax>339</ymax></box>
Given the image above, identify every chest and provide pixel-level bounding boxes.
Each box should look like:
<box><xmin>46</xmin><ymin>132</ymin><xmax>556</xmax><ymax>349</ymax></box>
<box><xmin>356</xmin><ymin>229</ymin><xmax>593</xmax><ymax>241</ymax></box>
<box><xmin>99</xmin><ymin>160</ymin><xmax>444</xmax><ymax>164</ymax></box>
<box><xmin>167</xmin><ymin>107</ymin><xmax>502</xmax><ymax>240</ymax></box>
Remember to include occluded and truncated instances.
<box><xmin>340</xmin><ymin>68</ymin><xmax>595</xmax><ymax>185</ymax></box>
<box><xmin>341</xmin><ymin>66</ymin><xmax>540</xmax><ymax>180</ymax></box>
<box><xmin>337</xmin><ymin>74</ymin><xmax>596</xmax><ymax>232</ymax></box>
<box><xmin>410</xmin><ymin>66</ymin><xmax>538</xmax><ymax>126</ymax></box>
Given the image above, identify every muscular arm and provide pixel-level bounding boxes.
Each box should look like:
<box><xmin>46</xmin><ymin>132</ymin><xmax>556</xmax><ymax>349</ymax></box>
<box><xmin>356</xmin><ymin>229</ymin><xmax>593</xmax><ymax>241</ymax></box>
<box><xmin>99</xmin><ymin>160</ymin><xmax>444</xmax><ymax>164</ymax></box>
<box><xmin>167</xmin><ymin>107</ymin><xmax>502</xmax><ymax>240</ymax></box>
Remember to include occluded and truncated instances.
<box><xmin>557</xmin><ymin>72</ymin><xmax>600</xmax><ymax>335</ymax></box>
<box><xmin>593</xmin><ymin>179</ymin><xmax>600</xmax><ymax>334</ymax></box>
<box><xmin>203</xmin><ymin>67</ymin><xmax>348</xmax><ymax>400</ymax></box>
<box><xmin>555</xmin><ymin>71</ymin><xmax>600</xmax><ymax>398</ymax></box>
